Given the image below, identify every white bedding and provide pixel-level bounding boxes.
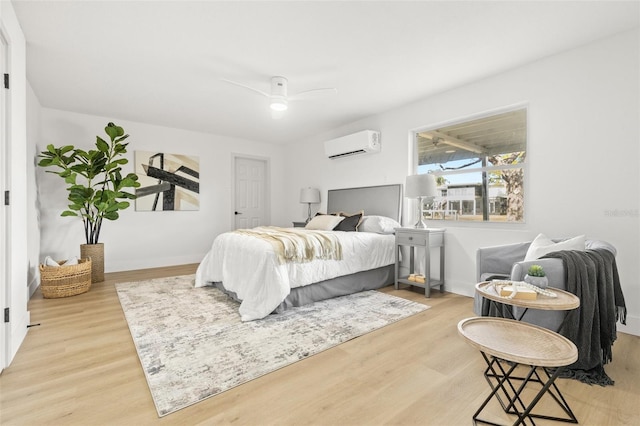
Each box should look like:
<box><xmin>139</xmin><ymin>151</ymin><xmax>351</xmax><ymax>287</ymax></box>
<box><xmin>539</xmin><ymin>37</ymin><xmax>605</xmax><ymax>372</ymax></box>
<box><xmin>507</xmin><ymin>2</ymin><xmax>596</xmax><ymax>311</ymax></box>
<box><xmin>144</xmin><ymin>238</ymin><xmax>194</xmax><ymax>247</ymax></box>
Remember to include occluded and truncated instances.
<box><xmin>195</xmin><ymin>229</ymin><xmax>395</xmax><ymax>321</ymax></box>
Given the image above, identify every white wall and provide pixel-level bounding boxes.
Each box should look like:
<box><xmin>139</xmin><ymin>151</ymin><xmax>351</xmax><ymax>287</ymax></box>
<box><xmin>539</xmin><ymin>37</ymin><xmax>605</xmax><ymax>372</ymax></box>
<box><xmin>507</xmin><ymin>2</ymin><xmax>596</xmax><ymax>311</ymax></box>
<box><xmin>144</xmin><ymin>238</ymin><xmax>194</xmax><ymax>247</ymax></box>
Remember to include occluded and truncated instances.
<box><xmin>284</xmin><ymin>29</ymin><xmax>640</xmax><ymax>336</ymax></box>
<box><xmin>36</xmin><ymin>109</ymin><xmax>287</xmax><ymax>273</ymax></box>
<box><xmin>26</xmin><ymin>82</ymin><xmax>41</xmax><ymax>297</ymax></box>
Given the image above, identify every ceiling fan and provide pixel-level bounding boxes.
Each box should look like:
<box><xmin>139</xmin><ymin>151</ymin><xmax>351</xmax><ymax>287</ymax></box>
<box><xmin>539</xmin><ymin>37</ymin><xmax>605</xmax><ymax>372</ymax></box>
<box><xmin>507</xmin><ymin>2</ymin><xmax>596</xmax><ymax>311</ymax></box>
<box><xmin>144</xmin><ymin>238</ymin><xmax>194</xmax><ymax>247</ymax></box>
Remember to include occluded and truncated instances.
<box><xmin>221</xmin><ymin>76</ymin><xmax>337</xmax><ymax>118</ymax></box>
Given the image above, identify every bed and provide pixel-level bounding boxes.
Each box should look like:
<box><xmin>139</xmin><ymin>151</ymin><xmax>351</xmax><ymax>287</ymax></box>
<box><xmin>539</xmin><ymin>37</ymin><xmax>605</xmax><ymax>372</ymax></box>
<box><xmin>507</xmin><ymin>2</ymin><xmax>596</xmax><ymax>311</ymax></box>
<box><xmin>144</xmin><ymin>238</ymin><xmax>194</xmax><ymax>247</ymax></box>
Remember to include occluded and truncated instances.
<box><xmin>195</xmin><ymin>184</ymin><xmax>403</xmax><ymax>321</ymax></box>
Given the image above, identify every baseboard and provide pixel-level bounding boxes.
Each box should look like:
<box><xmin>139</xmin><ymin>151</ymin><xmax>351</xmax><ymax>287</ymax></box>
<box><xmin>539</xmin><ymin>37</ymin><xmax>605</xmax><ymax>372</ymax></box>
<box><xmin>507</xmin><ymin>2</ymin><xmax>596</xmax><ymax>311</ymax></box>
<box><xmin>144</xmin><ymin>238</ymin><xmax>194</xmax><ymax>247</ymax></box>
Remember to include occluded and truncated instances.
<box><xmin>105</xmin><ymin>254</ymin><xmax>204</xmax><ymax>274</ymax></box>
<box><xmin>618</xmin><ymin>314</ymin><xmax>640</xmax><ymax>337</ymax></box>
<box><xmin>28</xmin><ymin>275</ymin><xmax>40</xmax><ymax>298</ymax></box>
<box><xmin>445</xmin><ymin>278</ymin><xmax>476</xmax><ymax>299</ymax></box>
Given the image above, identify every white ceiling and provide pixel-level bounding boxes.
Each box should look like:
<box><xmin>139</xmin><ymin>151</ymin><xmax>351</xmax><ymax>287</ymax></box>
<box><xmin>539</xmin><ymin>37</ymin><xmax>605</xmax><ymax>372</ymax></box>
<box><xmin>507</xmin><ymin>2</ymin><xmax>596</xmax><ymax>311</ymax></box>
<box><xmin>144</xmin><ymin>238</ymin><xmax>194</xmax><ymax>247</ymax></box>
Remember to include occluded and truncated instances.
<box><xmin>12</xmin><ymin>1</ymin><xmax>640</xmax><ymax>145</ymax></box>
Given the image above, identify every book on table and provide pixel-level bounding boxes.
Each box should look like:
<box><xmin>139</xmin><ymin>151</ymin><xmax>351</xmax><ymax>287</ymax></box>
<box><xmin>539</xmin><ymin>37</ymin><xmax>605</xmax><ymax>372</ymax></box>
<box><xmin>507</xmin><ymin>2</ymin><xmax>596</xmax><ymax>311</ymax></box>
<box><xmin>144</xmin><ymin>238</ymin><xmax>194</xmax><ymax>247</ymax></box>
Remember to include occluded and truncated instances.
<box><xmin>499</xmin><ymin>285</ymin><xmax>538</xmax><ymax>300</ymax></box>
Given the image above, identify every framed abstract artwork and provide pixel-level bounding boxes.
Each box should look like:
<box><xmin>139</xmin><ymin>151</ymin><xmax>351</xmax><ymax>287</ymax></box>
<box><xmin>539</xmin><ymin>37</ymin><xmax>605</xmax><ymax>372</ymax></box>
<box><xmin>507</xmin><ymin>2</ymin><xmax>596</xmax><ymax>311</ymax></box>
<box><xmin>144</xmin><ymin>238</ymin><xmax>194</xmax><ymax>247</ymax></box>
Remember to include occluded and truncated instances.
<box><xmin>134</xmin><ymin>151</ymin><xmax>200</xmax><ymax>211</ymax></box>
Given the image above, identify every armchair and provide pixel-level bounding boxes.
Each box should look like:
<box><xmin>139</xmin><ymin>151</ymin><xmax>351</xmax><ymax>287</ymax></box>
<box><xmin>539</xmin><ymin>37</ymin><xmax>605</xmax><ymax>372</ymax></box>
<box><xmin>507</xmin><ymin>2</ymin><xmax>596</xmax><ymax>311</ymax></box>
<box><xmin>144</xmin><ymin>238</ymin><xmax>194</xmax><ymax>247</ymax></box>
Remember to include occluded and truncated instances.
<box><xmin>473</xmin><ymin>238</ymin><xmax>617</xmax><ymax>331</ymax></box>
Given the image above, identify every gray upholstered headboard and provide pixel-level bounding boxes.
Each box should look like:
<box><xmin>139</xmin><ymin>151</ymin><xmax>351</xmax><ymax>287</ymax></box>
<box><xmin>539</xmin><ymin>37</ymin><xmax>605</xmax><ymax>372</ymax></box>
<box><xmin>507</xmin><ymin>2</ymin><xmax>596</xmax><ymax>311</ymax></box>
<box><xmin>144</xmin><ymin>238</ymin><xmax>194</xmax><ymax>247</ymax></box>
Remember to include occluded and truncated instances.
<box><xmin>327</xmin><ymin>184</ymin><xmax>402</xmax><ymax>222</ymax></box>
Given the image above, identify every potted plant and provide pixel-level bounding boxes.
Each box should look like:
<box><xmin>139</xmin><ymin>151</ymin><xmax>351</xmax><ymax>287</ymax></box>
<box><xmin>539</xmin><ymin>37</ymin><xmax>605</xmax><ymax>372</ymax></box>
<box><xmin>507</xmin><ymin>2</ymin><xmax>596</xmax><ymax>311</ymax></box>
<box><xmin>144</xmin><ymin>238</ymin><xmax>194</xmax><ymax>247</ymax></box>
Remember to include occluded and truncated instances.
<box><xmin>524</xmin><ymin>264</ymin><xmax>548</xmax><ymax>288</ymax></box>
<box><xmin>37</xmin><ymin>122</ymin><xmax>140</xmax><ymax>282</ymax></box>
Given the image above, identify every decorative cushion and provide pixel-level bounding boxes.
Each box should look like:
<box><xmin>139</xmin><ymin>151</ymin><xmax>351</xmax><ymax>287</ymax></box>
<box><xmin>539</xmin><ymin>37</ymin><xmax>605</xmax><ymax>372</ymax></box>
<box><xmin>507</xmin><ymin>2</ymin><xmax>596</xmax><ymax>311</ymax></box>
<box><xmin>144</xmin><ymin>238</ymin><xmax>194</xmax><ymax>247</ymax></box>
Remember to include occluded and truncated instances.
<box><xmin>305</xmin><ymin>214</ymin><xmax>345</xmax><ymax>230</ymax></box>
<box><xmin>63</xmin><ymin>256</ymin><xmax>79</xmax><ymax>266</ymax></box>
<box><xmin>524</xmin><ymin>233</ymin><xmax>586</xmax><ymax>261</ymax></box>
<box><xmin>358</xmin><ymin>215</ymin><xmax>402</xmax><ymax>234</ymax></box>
<box><xmin>44</xmin><ymin>256</ymin><xmax>60</xmax><ymax>267</ymax></box>
<box><xmin>43</xmin><ymin>255</ymin><xmax>79</xmax><ymax>267</ymax></box>
<box><xmin>333</xmin><ymin>210</ymin><xmax>364</xmax><ymax>232</ymax></box>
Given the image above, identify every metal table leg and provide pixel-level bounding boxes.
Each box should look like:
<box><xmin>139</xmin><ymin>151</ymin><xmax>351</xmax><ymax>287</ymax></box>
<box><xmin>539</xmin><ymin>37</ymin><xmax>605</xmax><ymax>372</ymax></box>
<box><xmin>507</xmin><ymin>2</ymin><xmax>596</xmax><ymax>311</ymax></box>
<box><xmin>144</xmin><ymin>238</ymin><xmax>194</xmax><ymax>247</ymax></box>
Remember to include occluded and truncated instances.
<box><xmin>473</xmin><ymin>352</ymin><xmax>578</xmax><ymax>426</ymax></box>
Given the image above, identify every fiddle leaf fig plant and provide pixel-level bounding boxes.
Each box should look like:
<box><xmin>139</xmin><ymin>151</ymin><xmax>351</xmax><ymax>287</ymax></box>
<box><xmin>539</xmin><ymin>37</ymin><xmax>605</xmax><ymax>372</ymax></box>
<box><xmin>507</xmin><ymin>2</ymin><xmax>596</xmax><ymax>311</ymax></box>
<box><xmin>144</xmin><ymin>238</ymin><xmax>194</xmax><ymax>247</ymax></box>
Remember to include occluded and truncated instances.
<box><xmin>38</xmin><ymin>122</ymin><xmax>140</xmax><ymax>245</ymax></box>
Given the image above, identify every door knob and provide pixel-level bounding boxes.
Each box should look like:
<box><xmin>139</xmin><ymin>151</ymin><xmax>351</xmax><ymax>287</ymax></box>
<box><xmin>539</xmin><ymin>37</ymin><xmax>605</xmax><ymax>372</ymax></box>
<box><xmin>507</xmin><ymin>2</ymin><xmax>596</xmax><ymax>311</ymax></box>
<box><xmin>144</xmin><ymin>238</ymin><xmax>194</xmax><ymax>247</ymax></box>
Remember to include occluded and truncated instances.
<box><xmin>234</xmin><ymin>211</ymin><xmax>241</xmax><ymax>215</ymax></box>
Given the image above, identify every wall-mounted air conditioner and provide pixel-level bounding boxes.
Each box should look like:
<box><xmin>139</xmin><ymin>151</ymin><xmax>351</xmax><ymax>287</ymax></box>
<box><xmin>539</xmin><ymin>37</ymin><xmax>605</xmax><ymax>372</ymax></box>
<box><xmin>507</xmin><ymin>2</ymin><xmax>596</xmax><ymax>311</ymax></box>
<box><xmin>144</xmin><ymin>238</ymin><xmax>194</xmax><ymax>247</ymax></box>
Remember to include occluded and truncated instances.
<box><xmin>324</xmin><ymin>130</ymin><xmax>381</xmax><ymax>159</ymax></box>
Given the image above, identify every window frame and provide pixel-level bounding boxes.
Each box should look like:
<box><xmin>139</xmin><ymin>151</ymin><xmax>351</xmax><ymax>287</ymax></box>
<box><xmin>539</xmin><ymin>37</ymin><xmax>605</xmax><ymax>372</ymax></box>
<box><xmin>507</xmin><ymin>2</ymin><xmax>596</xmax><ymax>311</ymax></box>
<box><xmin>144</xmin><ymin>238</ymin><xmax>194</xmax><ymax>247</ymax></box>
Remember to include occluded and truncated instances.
<box><xmin>410</xmin><ymin>105</ymin><xmax>529</xmax><ymax>225</ymax></box>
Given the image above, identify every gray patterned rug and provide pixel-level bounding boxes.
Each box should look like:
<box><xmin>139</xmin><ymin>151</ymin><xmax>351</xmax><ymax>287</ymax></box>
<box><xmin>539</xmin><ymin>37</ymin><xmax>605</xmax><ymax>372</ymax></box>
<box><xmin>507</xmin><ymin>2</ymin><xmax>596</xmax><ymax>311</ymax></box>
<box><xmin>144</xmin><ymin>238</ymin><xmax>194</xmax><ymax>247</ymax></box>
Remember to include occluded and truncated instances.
<box><xmin>116</xmin><ymin>274</ymin><xmax>429</xmax><ymax>417</ymax></box>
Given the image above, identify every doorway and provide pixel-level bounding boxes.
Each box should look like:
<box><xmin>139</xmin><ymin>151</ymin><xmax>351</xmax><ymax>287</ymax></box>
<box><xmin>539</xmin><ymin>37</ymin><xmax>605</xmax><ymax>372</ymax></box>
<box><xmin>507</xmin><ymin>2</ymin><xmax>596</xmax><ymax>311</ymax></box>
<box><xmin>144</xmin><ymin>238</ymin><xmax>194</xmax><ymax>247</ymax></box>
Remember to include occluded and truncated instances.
<box><xmin>233</xmin><ymin>156</ymin><xmax>269</xmax><ymax>230</ymax></box>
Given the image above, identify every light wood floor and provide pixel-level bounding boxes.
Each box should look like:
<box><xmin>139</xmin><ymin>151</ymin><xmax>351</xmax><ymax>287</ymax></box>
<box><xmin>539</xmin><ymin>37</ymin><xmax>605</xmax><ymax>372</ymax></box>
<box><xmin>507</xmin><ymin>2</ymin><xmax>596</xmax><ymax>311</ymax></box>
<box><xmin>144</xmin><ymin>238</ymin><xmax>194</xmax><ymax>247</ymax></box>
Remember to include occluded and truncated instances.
<box><xmin>1</xmin><ymin>264</ymin><xmax>639</xmax><ymax>425</ymax></box>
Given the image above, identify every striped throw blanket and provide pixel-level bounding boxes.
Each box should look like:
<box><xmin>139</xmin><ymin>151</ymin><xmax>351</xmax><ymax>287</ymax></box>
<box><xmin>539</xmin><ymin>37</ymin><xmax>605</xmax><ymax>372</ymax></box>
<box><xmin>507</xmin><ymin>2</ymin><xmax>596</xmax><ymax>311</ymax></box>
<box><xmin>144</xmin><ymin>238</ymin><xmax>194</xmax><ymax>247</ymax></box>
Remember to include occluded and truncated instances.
<box><xmin>233</xmin><ymin>226</ymin><xmax>343</xmax><ymax>264</ymax></box>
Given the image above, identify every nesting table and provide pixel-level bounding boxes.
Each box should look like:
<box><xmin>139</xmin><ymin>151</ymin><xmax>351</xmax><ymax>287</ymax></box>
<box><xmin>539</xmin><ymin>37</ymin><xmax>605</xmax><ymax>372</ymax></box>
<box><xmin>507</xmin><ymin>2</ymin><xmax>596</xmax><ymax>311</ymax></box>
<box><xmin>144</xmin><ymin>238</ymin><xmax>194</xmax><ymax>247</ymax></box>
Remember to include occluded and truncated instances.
<box><xmin>475</xmin><ymin>281</ymin><xmax>580</xmax><ymax>329</ymax></box>
<box><xmin>458</xmin><ymin>317</ymin><xmax>579</xmax><ymax>425</ymax></box>
<box><xmin>462</xmin><ymin>282</ymin><xmax>582</xmax><ymax>425</ymax></box>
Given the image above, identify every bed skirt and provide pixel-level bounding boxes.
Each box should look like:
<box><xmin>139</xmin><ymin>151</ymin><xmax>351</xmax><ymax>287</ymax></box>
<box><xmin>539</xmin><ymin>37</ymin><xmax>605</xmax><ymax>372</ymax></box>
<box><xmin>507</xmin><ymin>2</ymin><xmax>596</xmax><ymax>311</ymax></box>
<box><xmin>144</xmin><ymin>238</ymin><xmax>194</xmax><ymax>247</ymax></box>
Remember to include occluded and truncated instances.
<box><xmin>213</xmin><ymin>264</ymin><xmax>395</xmax><ymax>315</ymax></box>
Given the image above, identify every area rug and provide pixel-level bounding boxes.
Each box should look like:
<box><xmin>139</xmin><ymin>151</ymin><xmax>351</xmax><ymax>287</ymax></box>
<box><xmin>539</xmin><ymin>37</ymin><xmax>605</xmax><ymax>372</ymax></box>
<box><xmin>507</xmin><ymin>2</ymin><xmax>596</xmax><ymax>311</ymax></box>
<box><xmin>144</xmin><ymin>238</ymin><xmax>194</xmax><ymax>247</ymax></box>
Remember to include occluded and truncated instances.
<box><xmin>116</xmin><ymin>274</ymin><xmax>429</xmax><ymax>416</ymax></box>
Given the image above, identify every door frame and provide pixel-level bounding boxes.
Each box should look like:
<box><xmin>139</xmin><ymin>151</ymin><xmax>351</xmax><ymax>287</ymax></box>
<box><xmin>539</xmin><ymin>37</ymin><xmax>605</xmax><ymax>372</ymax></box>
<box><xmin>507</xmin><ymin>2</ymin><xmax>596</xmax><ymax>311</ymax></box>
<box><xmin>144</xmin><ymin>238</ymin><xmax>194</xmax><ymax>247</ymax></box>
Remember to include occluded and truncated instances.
<box><xmin>231</xmin><ymin>154</ymin><xmax>270</xmax><ymax>230</ymax></box>
<box><xmin>0</xmin><ymin>24</ymin><xmax>10</xmax><ymax>373</ymax></box>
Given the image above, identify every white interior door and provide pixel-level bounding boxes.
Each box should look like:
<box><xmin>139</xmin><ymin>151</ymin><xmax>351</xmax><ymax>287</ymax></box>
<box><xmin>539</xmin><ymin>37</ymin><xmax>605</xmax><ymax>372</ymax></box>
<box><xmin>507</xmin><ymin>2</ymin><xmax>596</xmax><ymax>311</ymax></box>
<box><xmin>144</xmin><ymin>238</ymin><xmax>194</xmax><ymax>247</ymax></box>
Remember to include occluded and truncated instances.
<box><xmin>0</xmin><ymin>29</ymin><xmax>9</xmax><ymax>373</ymax></box>
<box><xmin>234</xmin><ymin>157</ymin><xmax>267</xmax><ymax>229</ymax></box>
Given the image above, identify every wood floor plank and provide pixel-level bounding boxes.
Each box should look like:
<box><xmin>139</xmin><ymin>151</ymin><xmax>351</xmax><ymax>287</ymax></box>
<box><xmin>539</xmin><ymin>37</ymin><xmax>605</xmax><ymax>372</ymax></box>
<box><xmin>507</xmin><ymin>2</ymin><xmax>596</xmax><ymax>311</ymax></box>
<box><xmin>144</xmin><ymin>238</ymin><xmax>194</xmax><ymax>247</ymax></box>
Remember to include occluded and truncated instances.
<box><xmin>1</xmin><ymin>264</ymin><xmax>638</xmax><ymax>425</ymax></box>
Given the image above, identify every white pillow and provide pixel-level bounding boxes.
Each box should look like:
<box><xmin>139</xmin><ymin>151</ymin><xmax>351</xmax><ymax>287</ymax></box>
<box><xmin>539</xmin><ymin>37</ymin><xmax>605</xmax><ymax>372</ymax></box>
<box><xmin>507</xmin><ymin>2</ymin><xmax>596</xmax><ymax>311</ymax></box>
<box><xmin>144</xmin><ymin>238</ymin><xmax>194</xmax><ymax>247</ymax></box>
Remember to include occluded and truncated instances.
<box><xmin>43</xmin><ymin>256</ymin><xmax>79</xmax><ymax>267</ymax></box>
<box><xmin>305</xmin><ymin>214</ymin><xmax>345</xmax><ymax>231</ymax></box>
<box><xmin>63</xmin><ymin>256</ymin><xmax>79</xmax><ymax>266</ymax></box>
<box><xmin>358</xmin><ymin>215</ymin><xmax>402</xmax><ymax>234</ymax></box>
<box><xmin>524</xmin><ymin>233</ymin><xmax>586</xmax><ymax>261</ymax></box>
<box><xmin>44</xmin><ymin>256</ymin><xmax>60</xmax><ymax>267</ymax></box>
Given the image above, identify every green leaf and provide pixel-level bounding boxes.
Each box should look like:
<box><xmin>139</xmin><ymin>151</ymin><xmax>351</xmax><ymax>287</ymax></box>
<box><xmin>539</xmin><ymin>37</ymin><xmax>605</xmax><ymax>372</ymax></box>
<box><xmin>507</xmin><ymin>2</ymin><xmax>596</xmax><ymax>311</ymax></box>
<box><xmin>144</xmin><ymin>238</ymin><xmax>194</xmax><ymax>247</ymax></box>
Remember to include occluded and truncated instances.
<box><xmin>96</xmin><ymin>137</ymin><xmax>109</xmax><ymax>152</ymax></box>
<box><xmin>68</xmin><ymin>203</ymin><xmax>84</xmax><ymax>211</ymax></box>
<box><xmin>61</xmin><ymin>210</ymin><xmax>78</xmax><ymax>217</ymax></box>
<box><xmin>105</xmin><ymin>203</ymin><xmax>120</xmax><ymax>212</ymax></box>
<box><xmin>119</xmin><ymin>191</ymin><xmax>137</xmax><ymax>200</ymax></box>
<box><xmin>107</xmin><ymin>166</ymin><xmax>122</xmax><ymax>176</ymax></box>
<box><xmin>114</xmin><ymin>142</ymin><xmax>129</xmax><ymax>154</ymax></box>
<box><xmin>102</xmin><ymin>189</ymin><xmax>117</xmax><ymax>199</ymax></box>
<box><xmin>64</xmin><ymin>174</ymin><xmax>77</xmax><ymax>185</ymax></box>
<box><xmin>75</xmin><ymin>149</ymin><xmax>89</xmax><ymax>158</ymax></box>
<box><xmin>105</xmin><ymin>123</ymin><xmax>125</xmax><ymax>141</ymax></box>
<box><xmin>105</xmin><ymin>162</ymin><xmax>118</xmax><ymax>171</ymax></box>
<box><xmin>46</xmin><ymin>144</ymin><xmax>56</xmax><ymax>154</ymax></box>
<box><xmin>70</xmin><ymin>164</ymin><xmax>89</xmax><ymax>174</ymax></box>
<box><xmin>60</xmin><ymin>145</ymin><xmax>75</xmax><ymax>154</ymax></box>
<box><xmin>38</xmin><ymin>158</ymin><xmax>53</xmax><ymax>167</ymax></box>
<box><xmin>120</xmin><ymin>177</ymin><xmax>136</xmax><ymax>188</ymax></box>
<box><xmin>104</xmin><ymin>211</ymin><xmax>119</xmax><ymax>220</ymax></box>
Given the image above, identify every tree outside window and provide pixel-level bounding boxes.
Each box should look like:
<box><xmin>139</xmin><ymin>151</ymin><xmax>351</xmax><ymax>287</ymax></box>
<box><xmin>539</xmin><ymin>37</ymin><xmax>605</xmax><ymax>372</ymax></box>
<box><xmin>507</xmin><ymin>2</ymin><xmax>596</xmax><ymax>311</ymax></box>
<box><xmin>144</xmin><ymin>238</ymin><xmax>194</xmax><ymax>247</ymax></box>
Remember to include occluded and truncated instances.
<box><xmin>415</xmin><ymin>108</ymin><xmax>526</xmax><ymax>223</ymax></box>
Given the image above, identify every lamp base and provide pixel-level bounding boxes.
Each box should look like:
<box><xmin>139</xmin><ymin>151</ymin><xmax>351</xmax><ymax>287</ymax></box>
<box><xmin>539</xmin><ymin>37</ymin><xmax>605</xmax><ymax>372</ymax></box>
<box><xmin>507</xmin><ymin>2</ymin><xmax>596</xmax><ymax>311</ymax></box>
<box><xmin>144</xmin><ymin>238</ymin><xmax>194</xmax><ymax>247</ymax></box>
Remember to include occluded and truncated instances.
<box><xmin>413</xmin><ymin>219</ymin><xmax>427</xmax><ymax>229</ymax></box>
<box><xmin>306</xmin><ymin>203</ymin><xmax>312</xmax><ymax>223</ymax></box>
<box><xmin>413</xmin><ymin>196</ymin><xmax>427</xmax><ymax>229</ymax></box>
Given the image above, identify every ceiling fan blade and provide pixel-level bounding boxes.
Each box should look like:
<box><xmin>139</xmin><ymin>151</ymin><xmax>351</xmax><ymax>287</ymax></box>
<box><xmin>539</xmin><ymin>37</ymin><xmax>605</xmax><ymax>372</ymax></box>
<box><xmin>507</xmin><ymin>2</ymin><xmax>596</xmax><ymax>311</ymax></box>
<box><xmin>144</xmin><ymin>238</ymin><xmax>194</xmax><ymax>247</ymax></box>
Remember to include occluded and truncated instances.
<box><xmin>220</xmin><ymin>78</ymin><xmax>269</xmax><ymax>97</ymax></box>
<box><xmin>289</xmin><ymin>87</ymin><xmax>338</xmax><ymax>101</ymax></box>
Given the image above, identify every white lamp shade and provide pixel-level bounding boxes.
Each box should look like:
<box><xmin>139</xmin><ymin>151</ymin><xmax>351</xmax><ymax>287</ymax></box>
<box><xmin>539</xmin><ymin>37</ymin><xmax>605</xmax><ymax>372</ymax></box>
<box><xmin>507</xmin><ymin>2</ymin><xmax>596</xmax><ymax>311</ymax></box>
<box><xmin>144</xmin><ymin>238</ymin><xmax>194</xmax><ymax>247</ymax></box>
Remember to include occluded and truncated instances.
<box><xmin>405</xmin><ymin>174</ymin><xmax>437</xmax><ymax>198</ymax></box>
<box><xmin>300</xmin><ymin>187</ymin><xmax>320</xmax><ymax>204</ymax></box>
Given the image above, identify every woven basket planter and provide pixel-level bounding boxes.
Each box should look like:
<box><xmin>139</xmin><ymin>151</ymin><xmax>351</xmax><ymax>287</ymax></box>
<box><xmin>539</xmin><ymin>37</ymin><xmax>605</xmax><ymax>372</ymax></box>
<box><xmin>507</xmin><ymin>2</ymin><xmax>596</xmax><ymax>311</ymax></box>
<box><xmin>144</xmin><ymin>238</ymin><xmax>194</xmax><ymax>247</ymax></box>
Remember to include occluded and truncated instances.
<box><xmin>39</xmin><ymin>258</ymin><xmax>92</xmax><ymax>298</ymax></box>
<box><xmin>81</xmin><ymin>243</ymin><xmax>104</xmax><ymax>283</ymax></box>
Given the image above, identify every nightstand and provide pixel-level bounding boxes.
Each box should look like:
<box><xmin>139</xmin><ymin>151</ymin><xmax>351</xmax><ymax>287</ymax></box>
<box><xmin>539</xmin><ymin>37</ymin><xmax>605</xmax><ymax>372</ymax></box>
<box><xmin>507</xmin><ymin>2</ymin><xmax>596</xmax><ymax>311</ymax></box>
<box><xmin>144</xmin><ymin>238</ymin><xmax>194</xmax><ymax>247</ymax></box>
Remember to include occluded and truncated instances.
<box><xmin>394</xmin><ymin>227</ymin><xmax>445</xmax><ymax>297</ymax></box>
<box><xmin>292</xmin><ymin>221</ymin><xmax>307</xmax><ymax>228</ymax></box>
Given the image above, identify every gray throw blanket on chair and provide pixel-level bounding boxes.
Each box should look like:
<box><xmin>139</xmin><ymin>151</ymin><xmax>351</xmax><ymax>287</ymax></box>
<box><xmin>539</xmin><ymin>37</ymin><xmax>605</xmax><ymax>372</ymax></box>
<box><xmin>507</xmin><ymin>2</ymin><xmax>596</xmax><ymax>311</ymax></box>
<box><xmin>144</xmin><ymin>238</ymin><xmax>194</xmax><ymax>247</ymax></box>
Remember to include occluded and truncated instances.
<box><xmin>543</xmin><ymin>248</ymin><xmax>626</xmax><ymax>386</ymax></box>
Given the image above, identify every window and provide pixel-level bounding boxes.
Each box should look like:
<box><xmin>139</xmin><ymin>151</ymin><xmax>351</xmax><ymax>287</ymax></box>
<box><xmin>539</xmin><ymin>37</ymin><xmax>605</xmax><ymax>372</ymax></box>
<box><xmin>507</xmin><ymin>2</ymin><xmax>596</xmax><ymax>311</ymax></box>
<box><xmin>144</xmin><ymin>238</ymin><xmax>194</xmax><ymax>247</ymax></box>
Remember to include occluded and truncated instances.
<box><xmin>415</xmin><ymin>108</ymin><xmax>526</xmax><ymax>223</ymax></box>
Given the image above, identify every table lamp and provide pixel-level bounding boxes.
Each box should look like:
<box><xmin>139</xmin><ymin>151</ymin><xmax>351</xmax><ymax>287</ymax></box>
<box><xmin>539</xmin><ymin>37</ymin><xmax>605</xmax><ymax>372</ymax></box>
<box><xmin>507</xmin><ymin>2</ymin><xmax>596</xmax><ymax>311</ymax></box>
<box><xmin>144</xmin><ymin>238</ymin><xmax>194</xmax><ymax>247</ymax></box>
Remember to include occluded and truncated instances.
<box><xmin>405</xmin><ymin>174</ymin><xmax>437</xmax><ymax>228</ymax></box>
<box><xmin>300</xmin><ymin>187</ymin><xmax>320</xmax><ymax>223</ymax></box>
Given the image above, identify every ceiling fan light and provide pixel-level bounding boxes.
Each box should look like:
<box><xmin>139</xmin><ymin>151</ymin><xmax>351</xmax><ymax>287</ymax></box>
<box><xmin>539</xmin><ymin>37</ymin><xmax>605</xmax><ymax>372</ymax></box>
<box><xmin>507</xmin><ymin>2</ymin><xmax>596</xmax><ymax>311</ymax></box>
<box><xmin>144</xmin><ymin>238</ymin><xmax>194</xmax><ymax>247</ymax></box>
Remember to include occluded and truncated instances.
<box><xmin>270</xmin><ymin>98</ymin><xmax>288</xmax><ymax>111</ymax></box>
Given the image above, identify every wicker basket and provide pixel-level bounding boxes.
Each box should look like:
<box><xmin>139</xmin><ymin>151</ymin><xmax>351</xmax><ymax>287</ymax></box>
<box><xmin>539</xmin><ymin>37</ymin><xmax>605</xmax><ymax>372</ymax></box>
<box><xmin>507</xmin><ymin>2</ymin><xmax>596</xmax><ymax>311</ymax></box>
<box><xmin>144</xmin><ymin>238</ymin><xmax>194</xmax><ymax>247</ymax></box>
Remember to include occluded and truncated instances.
<box><xmin>39</xmin><ymin>258</ymin><xmax>92</xmax><ymax>298</ymax></box>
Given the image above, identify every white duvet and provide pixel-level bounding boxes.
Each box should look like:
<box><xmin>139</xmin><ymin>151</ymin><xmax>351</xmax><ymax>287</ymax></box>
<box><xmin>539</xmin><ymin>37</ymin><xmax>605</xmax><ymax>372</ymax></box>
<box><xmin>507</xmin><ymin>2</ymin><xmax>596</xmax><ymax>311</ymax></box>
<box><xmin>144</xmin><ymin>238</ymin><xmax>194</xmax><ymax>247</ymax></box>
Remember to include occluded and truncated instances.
<box><xmin>195</xmin><ymin>229</ymin><xmax>395</xmax><ymax>321</ymax></box>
